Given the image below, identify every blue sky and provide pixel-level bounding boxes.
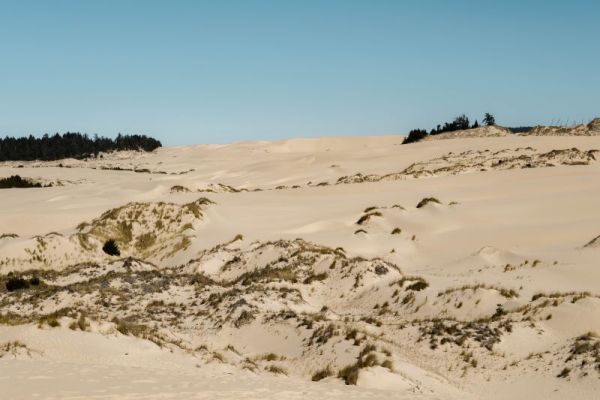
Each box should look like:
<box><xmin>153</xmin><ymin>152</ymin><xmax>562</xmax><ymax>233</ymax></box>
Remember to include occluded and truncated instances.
<box><xmin>1</xmin><ymin>0</ymin><xmax>599</xmax><ymax>145</ymax></box>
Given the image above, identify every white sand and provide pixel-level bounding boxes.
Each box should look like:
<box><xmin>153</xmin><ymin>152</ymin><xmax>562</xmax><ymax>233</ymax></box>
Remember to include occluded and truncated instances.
<box><xmin>1</xmin><ymin>133</ymin><xmax>600</xmax><ymax>399</ymax></box>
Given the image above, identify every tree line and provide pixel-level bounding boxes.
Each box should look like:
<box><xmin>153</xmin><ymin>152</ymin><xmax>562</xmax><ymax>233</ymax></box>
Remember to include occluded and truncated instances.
<box><xmin>0</xmin><ymin>132</ymin><xmax>162</xmax><ymax>161</ymax></box>
<box><xmin>403</xmin><ymin>113</ymin><xmax>496</xmax><ymax>144</ymax></box>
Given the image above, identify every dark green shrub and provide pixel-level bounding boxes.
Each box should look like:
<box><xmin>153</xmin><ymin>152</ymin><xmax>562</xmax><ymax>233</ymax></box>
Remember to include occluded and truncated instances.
<box><xmin>0</xmin><ymin>175</ymin><xmax>42</xmax><ymax>189</ymax></box>
<box><xmin>102</xmin><ymin>239</ymin><xmax>120</xmax><ymax>256</ymax></box>
<box><xmin>402</xmin><ymin>129</ymin><xmax>428</xmax><ymax>144</ymax></box>
<box><xmin>6</xmin><ymin>277</ymin><xmax>29</xmax><ymax>292</ymax></box>
<box><xmin>406</xmin><ymin>281</ymin><xmax>428</xmax><ymax>291</ymax></box>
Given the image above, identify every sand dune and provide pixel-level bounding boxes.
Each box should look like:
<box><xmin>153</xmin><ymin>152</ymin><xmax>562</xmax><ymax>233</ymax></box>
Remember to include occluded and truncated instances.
<box><xmin>2</xmin><ymin>133</ymin><xmax>600</xmax><ymax>399</ymax></box>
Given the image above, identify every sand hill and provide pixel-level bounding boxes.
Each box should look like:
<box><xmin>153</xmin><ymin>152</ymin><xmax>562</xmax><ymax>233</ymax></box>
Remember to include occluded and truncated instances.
<box><xmin>525</xmin><ymin>118</ymin><xmax>600</xmax><ymax>136</ymax></box>
<box><xmin>1</xmin><ymin>133</ymin><xmax>600</xmax><ymax>399</ymax></box>
<box><xmin>424</xmin><ymin>125</ymin><xmax>511</xmax><ymax>140</ymax></box>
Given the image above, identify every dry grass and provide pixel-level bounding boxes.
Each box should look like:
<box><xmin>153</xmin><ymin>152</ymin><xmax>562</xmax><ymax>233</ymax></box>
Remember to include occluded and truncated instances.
<box><xmin>312</xmin><ymin>366</ymin><xmax>333</xmax><ymax>381</ymax></box>
<box><xmin>356</xmin><ymin>211</ymin><xmax>383</xmax><ymax>225</ymax></box>
<box><xmin>438</xmin><ymin>284</ymin><xmax>518</xmax><ymax>299</ymax></box>
<box><xmin>416</xmin><ymin>197</ymin><xmax>441</xmax><ymax>208</ymax></box>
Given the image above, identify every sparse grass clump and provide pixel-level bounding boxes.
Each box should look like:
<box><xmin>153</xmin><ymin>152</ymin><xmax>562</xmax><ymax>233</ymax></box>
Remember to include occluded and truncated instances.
<box><xmin>170</xmin><ymin>185</ymin><xmax>190</xmax><ymax>193</ymax></box>
<box><xmin>416</xmin><ymin>197</ymin><xmax>441</xmax><ymax>208</ymax></box>
<box><xmin>257</xmin><ymin>352</ymin><xmax>280</xmax><ymax>362</ymax></box>
<box><xmin>265</xmin><ymin>364</ymin><xmax>287</xmax><ymax>375</ymax></box>
<box><xmin>356</xmin><ymin>211</ymin><xmax>383</xmax><ymax>225</ymax></box>
<box><xmin>303</xmin><ymin>272</ymin><xmax>328</xmax><ymax>284</ymax></box>
<box><xmin>560</xmin><ymin>332</ymin><xmax>600</xmax><ymax>376</ymax></box>
<box><xmin>135</xmin><ymin>232</ymin><xmax>156</xmax><ymax>251</ymax></box>
<box><xmin>438</xmin><ymin>284</ymin><xmax>518</xmax><ymax>299</ymax></box>
<box><xmin>337</xmin><ymin>344</ymin><xmax>391</xmax><ymax>385</ymax></box>
<box><xmin>312</xmin><ymin>366</ymin><xmax>333</xmax><ymax>381</ymax></box>
<box><xmin>418</xmin><ymin>318</ymin><xmax>512</xmax><ymax>351</ymax></box>
<box><xmin>407</xmin><ymin>280</ymin><xmax>429</xmax><ymax>291</ymax></box>
<box><xmin>234</xmin><ymin>310</ymin><xmax>255</xmax><ymax>327</ymax></box>
<box><xmin>392</xmin><ymin>276</ymin><xmax>429</xmax><ymax>291</ymax></box>
<box><xmin>381</xmin><ymin>359</ymin><xmax>394</xmax><ymax>370</ymax></box>
<box><xmin>0</xmin><ymin>341</ymin><xmax>29</xmax><ymax>358</ymax></box>
<box><xmin>308</xmin><ymin>323</ymin><xmax>337</xmax><ymax>346</ymax></box>
<box><xmin>69</xmin><ymin>313</ymin><xmax>90</xmax><ymax>331</ymax></box>
<box><xmin>338</xmin><ymin>363</ymin><xmax>360</xmax><ymax>385</ymax></box>
<box><xmin>237</xmin><ymin>266</ymin><xmax>297</xmax><ymax>286</ymax></box>
<box><xmin>360</xmin><ymin>316</ymin><xmax>382</xmax><ymax>327</ymax></box>
<box><xmin>113</xmin><ymin>318</ymin><xmax>150</xmax><ymax>337</ymax></box>
<box><xmin>47</xmin><ymin>318</ymin><xmax>61</xmax><ymax>327</ymax></box>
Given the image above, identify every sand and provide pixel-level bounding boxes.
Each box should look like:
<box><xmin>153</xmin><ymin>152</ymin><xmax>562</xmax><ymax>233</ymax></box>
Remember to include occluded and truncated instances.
<box><xmin>1</xmin><ymin>133</ymin><xmax>600</xmax><ymax>399</ymax></box>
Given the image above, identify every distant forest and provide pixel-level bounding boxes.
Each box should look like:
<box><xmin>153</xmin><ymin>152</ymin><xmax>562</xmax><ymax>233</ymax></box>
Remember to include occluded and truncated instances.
<box><xmin>0</xmin><ymin>133</ymin><xmax>162</xmax><ymax>161</ymax></box>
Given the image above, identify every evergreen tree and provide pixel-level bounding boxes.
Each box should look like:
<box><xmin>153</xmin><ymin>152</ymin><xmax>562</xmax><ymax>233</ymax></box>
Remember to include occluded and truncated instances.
<box><xmin>0</xmin><ymin>132</ymin><xmax>161</xmax><ymax>161</ymax></box>
<box><xmin>483</xmin><ymin>113</ymin><xmax>496</xmax><ymax>126</ymax></box>
<box><xmin>402</xmin><ymin>129</ymin><xmax>429</xmax><ymax>144</ymax></box>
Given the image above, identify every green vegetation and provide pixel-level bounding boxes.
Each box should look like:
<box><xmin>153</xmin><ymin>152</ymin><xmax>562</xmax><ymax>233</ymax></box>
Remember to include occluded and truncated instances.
<box><xmin>5</xmin><ymin>276</ymin><xmax>41</xmax><ymax>292</ymax></box>
<box><xmin>403</xmin><ymin>113</ymin><xmax>496</xmax><ymax>144</ymax></box>
<box><xmin>102</xmin><ymin>239</ymin><xmax>120</xmax><ymax>256</ymax></box>
<box><xmin>0</xmin><ymin>175</ymin><xmax>43</xmax><ymax>189</ymax></box>
<box><xmin>0</xmin><ymin>132</ymin><xmax>161</xmax><ymax>161</ymax></box>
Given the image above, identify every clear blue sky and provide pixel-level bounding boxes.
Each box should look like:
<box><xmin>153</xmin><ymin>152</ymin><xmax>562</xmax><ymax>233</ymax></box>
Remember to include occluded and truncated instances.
<box><xmin>1</xmin><ymin>0</ymin><xmax>599</xmax><ymax>145</ymax></box>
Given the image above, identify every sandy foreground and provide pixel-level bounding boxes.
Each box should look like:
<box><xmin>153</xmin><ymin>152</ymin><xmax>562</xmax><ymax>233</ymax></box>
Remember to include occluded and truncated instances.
<box><xmin>1</xmin><ymin>134</ymin><xmax>600</xmax><ymax>399</ymax></box>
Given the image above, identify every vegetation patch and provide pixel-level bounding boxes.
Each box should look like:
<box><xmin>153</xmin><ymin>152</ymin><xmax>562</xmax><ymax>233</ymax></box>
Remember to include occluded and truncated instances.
<box><xmin>102</xmin><ymin>239</ymin><xmax>121</xmax><ymax>256</ymax></box>
<box><xmin>402</xmin><ymin>113</ymin><xmax>496</xmax><ymax>144</ymax></box>
<box><xmin>5</xmin><ymin>276</ymin><xmax>41</xmax><ymax>292</ymax></box>
<box><xmin>356</xmin><ymin>211</ymin><xmax>383</xmax><ymax>225</ymax></box>
<box><xmin>0</xmin><ymin>132</ymin><xmax>161</xmax><ymax>161</ymax></box>
<box><xmin>0</xmin><ymin>341</ymin><xmax>29</xmax><ymax>358</ymax></box>
<box><xmin>312</xmin><ymin>366</ymin><xmax>334</xmax><ymax>381</ymax></box>
<box><xmin>0</xmin><ymin>175</ymin><xmax>45</xmax><ymax>189</ymax></box>
<box><xmin>417</xmin><ymin>318</ymin><xmax>512</xmax><ymax>351</ymax></box>
<box><xmin>170</xmin><ymin>185</ymin><xmax>191</xmax><ymax>193</ymax></box>
<box><xmin>438</xmin><ymin>284</ymin><xmax>518</xmax><ymax>299</ymax></box>
<box><xmin>561</xmin><ymin>332</ymin><xmax>600</xmax><ymax>377</ymax></box>
<box><xmin>337</xmin><ymin>344</ymin><xmax>393</xmax><ymax>385</ymax></box>
<box><xmin>416</xmin><ymin>197</ymin><xmax>441</xmax><ymax>208</ymax></box>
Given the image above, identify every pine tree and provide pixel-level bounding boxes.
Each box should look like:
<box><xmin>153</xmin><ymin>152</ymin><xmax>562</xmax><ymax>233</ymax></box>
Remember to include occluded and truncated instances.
<box><xmin>483</xmin><ymin>113</ymin><xmax>496</xmax><ymax>126</ymax></box>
